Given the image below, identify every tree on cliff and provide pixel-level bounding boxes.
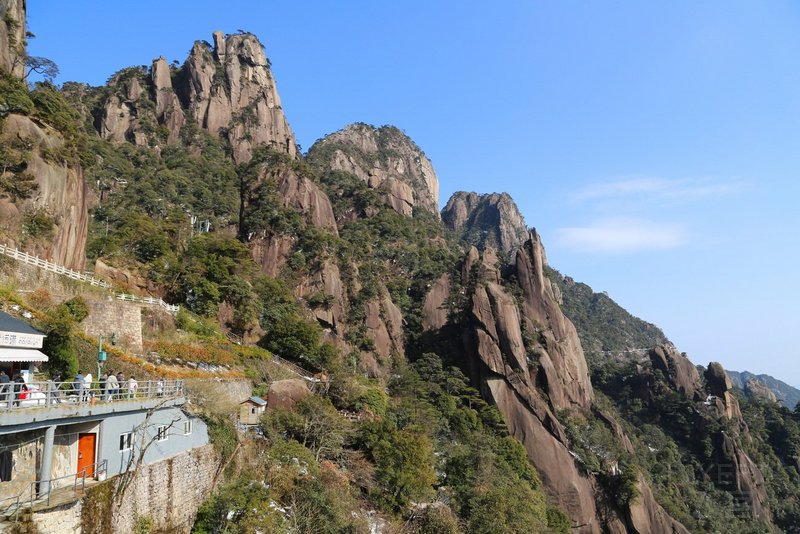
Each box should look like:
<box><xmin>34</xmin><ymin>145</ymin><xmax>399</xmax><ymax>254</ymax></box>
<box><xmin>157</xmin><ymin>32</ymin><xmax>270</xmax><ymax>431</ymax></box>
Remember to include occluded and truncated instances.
<box><xmin>24</xmin><ymin>55</ymin><xmax>58</xmax><ymax>81</ymax></box>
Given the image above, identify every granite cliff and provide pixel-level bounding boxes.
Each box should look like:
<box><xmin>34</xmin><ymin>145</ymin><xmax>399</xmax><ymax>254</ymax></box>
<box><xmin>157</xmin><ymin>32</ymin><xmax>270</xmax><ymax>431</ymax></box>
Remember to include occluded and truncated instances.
<box><xmin>307</xmin><ymin>123</ymin><xmax>440</xmax><ymax>217</ymax></box>
<box><xmin>96</xmin><ymin>31</ymin><xmax>296</xmax><ymax>163</ymax></box>
<box><xmin>442</xmin><ymin>191</ymin><xmax>529</xmax><ymax>260</ymax></box>
<box><xmin>1</xmin><ymin>1</ymin><xmax>88</xmax><ymax>270</ymax></box>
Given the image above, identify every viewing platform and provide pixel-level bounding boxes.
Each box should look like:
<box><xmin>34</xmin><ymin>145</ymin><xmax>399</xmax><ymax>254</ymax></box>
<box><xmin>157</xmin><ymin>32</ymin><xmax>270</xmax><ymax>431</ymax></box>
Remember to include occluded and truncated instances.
<box><xmin>0</xmin><ymin>380</ymin><xmax>186</xmax><ymax>431</ymax></box>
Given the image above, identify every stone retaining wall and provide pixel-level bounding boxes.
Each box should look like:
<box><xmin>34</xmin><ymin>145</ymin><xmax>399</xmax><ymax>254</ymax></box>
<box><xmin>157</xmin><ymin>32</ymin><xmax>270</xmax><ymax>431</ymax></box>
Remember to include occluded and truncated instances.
<box><xmin>28</xmin><ymin>445</ymin><xmax>220</xmax><ymax>534</ymax></box>
<box><xmin>82</xmin><ymin>299</ymin><xmax>143</xmax><ymax>352</ymax></box>
<box><xmin>31</xmin><ymin>499</ymin><xmax>81</xmax><ymax>533</ymax></box>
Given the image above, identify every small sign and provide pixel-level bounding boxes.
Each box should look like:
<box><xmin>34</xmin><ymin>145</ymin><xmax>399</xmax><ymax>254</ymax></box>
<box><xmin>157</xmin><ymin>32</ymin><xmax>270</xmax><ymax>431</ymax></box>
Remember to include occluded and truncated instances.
<box><xmin>0</xmin><ymin>330</ymin><xmax>44</xmax><ymax>349</ymax></box>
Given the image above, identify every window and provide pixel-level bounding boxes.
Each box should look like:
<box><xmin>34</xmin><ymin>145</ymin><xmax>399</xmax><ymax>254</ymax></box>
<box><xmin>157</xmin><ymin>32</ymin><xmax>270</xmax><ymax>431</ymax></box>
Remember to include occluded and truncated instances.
<box><xmin>1</xmin><ymin>450</ymin><xmax>12</xmax><ymax>481</ymax></box>
<box><xmin>251</xmin><ymin>407</ymin><xmax>256</xmax><ymax>415</ymax></box>
<box><xmin>156</xmin><ymin>425</ymin><xmax>168</xmax><ymax>442</ymax></box>
<box><xmin>184</xmin><ymin>420</ymin><xmax>193</xmax><ymax>435</ymax></box>
<box><xmin>119</xmin><ymin>432</ymin><xmax>132</xmax><ymax>452</ymax></box>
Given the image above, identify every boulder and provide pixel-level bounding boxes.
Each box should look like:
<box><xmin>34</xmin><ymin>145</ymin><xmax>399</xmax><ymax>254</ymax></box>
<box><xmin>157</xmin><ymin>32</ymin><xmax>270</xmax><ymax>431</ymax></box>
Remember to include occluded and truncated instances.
<box><xmin>705</xmin><ymin>361</ymin><xmax>734</xmax><ymax>396</ymax></box>
<box><xmin>649</xmin><ymin>345</ymin><xmax>704</xmax><ymax>399</ymax></box>
<box><xmin>267</xmin><ymin>378</ymin><xmax>310</xmax><ymax>410</ymax></box>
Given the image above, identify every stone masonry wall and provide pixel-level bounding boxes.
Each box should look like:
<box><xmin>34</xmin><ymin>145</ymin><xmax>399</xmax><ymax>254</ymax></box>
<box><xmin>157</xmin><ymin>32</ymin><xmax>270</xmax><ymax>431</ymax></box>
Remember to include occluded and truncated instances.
<box><xmin>31</xmin><ymin>499</ymin><xmax>82</xmax><ymax>533</ymax></box>
<box><xmin>82</xmin><ymin>299</ymin><xmax>143</xmax><ymax>353</ymax></box>
<box><xmin>78</xmin><ymin>444</ymin><xmax>220</xmax><ymax>534</ymax></box>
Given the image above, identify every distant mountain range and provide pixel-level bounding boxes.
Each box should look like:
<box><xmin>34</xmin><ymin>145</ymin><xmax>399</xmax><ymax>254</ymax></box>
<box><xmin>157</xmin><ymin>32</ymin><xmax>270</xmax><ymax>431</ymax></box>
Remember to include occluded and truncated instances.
<box><xmin>726</xmin><ymin>370</ymin><xmax>800</xmax><ymax>409</ymax></box>
<box><xmin>547</xmin><ymin>269</ymin><xmax>799</xmax><ymax>410</ymax></box>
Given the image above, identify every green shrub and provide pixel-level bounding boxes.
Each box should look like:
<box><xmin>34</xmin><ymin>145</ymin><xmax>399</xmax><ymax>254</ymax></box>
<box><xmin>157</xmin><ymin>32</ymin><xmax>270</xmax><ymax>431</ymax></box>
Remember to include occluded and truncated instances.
<box><xmin>0</xmin><ymin>71</ymin><xmax>34</xmax><ymax>115</ymax></box>
<box><xmin>23</xmin><ymin>209</ymin><xmax>56</xmax><ymax>239</ymax></box>
<box><xmin>204</xmin><ymin>414</ymin><xmax>237</xmax><ymax>458</ymax></box>
<box><xmin>63</xmin><ymin>297</ymin><xmax>89</xmax><ymax>322</ymax></box>
<box><xmin>41</xmin><ymin>306</ymin><xmax>79</xmax><ymax>378</ymax></box>
<box><xmin>546</xmin><ymin>506</ymin><xmax>572</xmax><ymax>534</ymax></box>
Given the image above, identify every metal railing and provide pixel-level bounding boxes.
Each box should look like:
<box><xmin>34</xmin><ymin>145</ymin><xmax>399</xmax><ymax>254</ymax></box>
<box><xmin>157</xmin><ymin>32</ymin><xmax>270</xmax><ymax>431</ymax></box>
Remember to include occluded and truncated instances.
<box><xmin>0</xmin><ymin>460</ymin><xmax>107</xmax><ymax>521</ymax></box>
<box><xmin>0</xmin><ymin>379</ymin><xmax>185</xmax><ymax>413</ymax></box>
<box><xmin>0</xmin><ymin>243</ymin><xmax>180</xmax><ymax>315</ymax></box>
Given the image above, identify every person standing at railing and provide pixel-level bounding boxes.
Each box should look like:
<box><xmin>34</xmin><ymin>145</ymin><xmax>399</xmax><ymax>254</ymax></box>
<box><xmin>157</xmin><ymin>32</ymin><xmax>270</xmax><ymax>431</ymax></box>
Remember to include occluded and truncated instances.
<box><xmin>83</xmin><ymin>372</ymin><xmax>93</xmax><ymax>403</ymax></box>
<box><xmin>128</xmin><ymin>376</ymin><xmax>138</xmax><ymax>399</ymax></box>
<box><xmin>12</xmin><ymin>374</ymin><xmax>24</xmax><ymax>406</ymax></box>
<box><xmin>117</xmin><ymin>372</ymin><xmax>125</xmax><ymax>399</ymax></box>
<box><xmin>106</xmin><ymin>371</ymin><xmax>118</xmax><ymax>401</ymax></box>
<box><xmin>156</xmin><ymin>378</ymin><xmax>164</xmax><ymax>397</ymax></box>
<box><xmin>47</xmin><ymin>375</ymin><xmax>63</xmax><ymax>404</ymax></box>
<box><xmin>99</xmin><ymin>373</ymin><xmax>108</xmax><ymax>401</ymax></box>
<box><xmin>73</xmin><ymin>371</ymin><xmax>84</xmax><ymax>402</ymax></box>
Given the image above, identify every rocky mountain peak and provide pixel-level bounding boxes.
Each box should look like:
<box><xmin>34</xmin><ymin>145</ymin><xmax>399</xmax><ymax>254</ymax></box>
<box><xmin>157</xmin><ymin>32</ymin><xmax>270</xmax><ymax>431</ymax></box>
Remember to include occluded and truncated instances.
<box><xmin>442</xmin><ymin>191</ymin><xmax>529</xmax><ymax>260</ymax></box>
<box><xmin>180</xmin><ymin>31</ymin><xmax>297</xmax><ymax>162</ymax></box>
<box><xmin>307</xmin><ymin>123</ymin><xmax>440</xmax><ymax>217</ymax></box>
<box><xmin>97</xmin><ymin>31</ymin><xmax>296</xmax><ymax>162</ymax></box>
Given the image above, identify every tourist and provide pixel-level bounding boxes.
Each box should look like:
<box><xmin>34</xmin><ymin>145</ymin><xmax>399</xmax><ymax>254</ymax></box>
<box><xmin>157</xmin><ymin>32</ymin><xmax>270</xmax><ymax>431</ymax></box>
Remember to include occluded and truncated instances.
<box><xmin>83</xmin><ymin>372</ymin><xmax>93</xmax><ymax>403</ymax></box>
<box><xmin>106</xmin><ymin>371</ymin><xmax>118</xmax><ymax>401</ymax></box>
<box><xmin>73</xmin><ymin>370</ymin><xmax>84</xmax><ymax>402</ymax></box>
<box><xmin>128</xmin><ymin>376</ymin><xmax>138</xmax><ymax>399</ymax></box>
<box><xmin>12</xmin><ymin>374</ymin><xmax>25</xmax><ymax>407</ymax></box>
<box><xmin>99</xmin><ymin>372</ymin><xmax>108</xmax><ymax>400</ymax></box>
<box><xmin>47</xmin><ymin>374</ymin><xmax>62</xmax><ymax>404</ymax></box>
<box><xmin>116</xmin><ymin>372</ymin><xmax>125</xmax><ymax>399</ymax></box>
<box><xmin>156</xmin><ymin>377</ymin><xmax>164</xmax><ymax>397</ymax></box>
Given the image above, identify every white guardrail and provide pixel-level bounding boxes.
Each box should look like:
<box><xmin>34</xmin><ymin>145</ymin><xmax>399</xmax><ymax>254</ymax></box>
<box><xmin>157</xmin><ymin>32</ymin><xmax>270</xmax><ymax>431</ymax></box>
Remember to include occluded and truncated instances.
<box><xmin>0</xmin><ymin>244</ymin><xmax>179</xmax><ymax>314</ymax></box>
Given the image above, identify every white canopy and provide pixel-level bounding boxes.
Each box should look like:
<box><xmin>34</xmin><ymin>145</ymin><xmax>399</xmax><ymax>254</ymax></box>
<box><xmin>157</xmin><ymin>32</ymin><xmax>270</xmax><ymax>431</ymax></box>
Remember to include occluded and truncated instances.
<box><xmin>0</xmin><ymin>347</ymin><xmax>49</xmax><ymax>362</ymax></box>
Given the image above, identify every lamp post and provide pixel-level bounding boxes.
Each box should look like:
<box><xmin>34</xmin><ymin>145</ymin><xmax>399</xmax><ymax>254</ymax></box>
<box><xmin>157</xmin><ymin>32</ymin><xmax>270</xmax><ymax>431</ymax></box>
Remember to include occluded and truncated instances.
<box><xmin>97</xmin><ymin>335</ymin><xmax>107</xmax><ymax>387</ymax></box>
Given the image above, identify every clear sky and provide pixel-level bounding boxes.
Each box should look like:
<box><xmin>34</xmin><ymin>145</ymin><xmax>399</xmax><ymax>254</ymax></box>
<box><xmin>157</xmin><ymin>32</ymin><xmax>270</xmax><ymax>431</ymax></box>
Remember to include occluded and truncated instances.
<box><xmin>27</xmin><ymin>1</ymin><xmax>800</xmax><ymax>386</ymax></box>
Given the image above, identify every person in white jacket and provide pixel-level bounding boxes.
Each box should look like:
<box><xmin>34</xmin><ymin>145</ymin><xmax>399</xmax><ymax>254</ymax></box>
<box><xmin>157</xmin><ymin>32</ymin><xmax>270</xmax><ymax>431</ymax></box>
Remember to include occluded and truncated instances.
<box><xmin>83</xmin><ymin>372</ymin><xmax>93</xmax><ymax>402</ymax></box>
<box><xmin>128</xmin><ymin>376</ymin><xmax>138</xmax><ymax>399</ymax></box>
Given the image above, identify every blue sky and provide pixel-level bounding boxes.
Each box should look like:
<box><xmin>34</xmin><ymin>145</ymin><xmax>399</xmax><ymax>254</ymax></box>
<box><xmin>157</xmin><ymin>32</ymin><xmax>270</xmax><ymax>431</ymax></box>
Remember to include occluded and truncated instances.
<box><xmin>27</xmin><ymin>1</ymin><xmax>800</xmax><ymax>386</ymax></box>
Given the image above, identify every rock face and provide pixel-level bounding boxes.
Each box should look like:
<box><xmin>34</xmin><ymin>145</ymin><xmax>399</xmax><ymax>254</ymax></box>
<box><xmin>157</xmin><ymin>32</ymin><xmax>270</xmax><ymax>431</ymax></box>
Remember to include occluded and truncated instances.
<box><xmin>459</xmin><ymin>235</ymin><xmax>689</xmax><ymax>533</ymax></box>
<box><xmin>442</xmin><ymin>191</ymin><xmax>529</xmax><ymax>260</ymax></box>
<box><xmin>94</xmin><ymin>258</ymin><xmax>163</xmax><ymax>297</ymax></box>
<box><xmin>250</xmin><ymin>235</ymin><xmax>293</xmax><ymax>277</ymax></box>
<box><xmin>627</xmin><ymin>479</ymin><xmax>691</xmax><ymax>534</ymax></box>
<box><xmin>97</xmin><ymin>68</ymin><xmax>150</xmax><ymax>146</ymax></box>
<box><xmin>150</xmin><ymin>57</ymin><xmax>185</xmax><ymax>144</ymax></box>
<box><xmin>421</xmin><ymin>273</ymin><xmax>450</xmax><ymax>331</ymax></box>
<box><xmin>719</xmin><ymin>431</ymin><xmax>772</xmax><ymax>523</ymax></box>
<box><xmin>515</xmin><ymin>230</ymin><xmax>593</xmax><ymax>411</ymax></box>
<box><xmin>296</xmin><ymin>259</ymin><xmax>345</xmax><ymax>333</ymax></box>
<box><xmin>364</xmin><ymin>293</ymin><xmax>404</xmax><ymax>363</ymax></box>
<box><xmin>744</xmin><ymin>377</ymin><xmax>778</xmax><ymax>403</ymax></box>
<box><xmin>649</xmin><ymin>345</ymin><xmax>704</xmax><ymax>399</ymax></box>
<box><xmin>240</xmin><ymin>156</ymin><xmax>338</xmax><ymax>274</ymax></box>
<box><xmin>181</xmin><ymin>32</ymin><xmax>297</xmax><ymax>163</ymax></box>
<box><xmin>307</xmin><ymin>123</ymin><xmax>440</xmax><ymax>217</ymax></box>
<box><xmin>0</xmin><ymin>114</ymin><xmax>88</xmax><ymax>270</ymax></box>
<box><xmin>267</xmin><ymin>378</ymin><xmax>310</xmax><ymax>410</ymax></box>
<box><xmin>640</xmin><ymin>353</ymin><xmax>772</xmax><ymax>525</ymax></box>
<box><xmin>96</xmin><ymin>32</ymin><xmax>296</xmax><ymax>163</ymax></box>
<box><xmin>0</xmin><ymin>0</ymin><xmax>25</xmax><ymax>77</ymax></box>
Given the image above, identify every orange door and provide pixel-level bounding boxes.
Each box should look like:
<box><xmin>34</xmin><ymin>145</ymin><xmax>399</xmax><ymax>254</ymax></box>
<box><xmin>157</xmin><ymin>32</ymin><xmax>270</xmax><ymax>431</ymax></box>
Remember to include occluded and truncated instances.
<box><xmin>77</xmin><ymin>433</ymin><xmax>96</xmax><ymax>478</ymax></box>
